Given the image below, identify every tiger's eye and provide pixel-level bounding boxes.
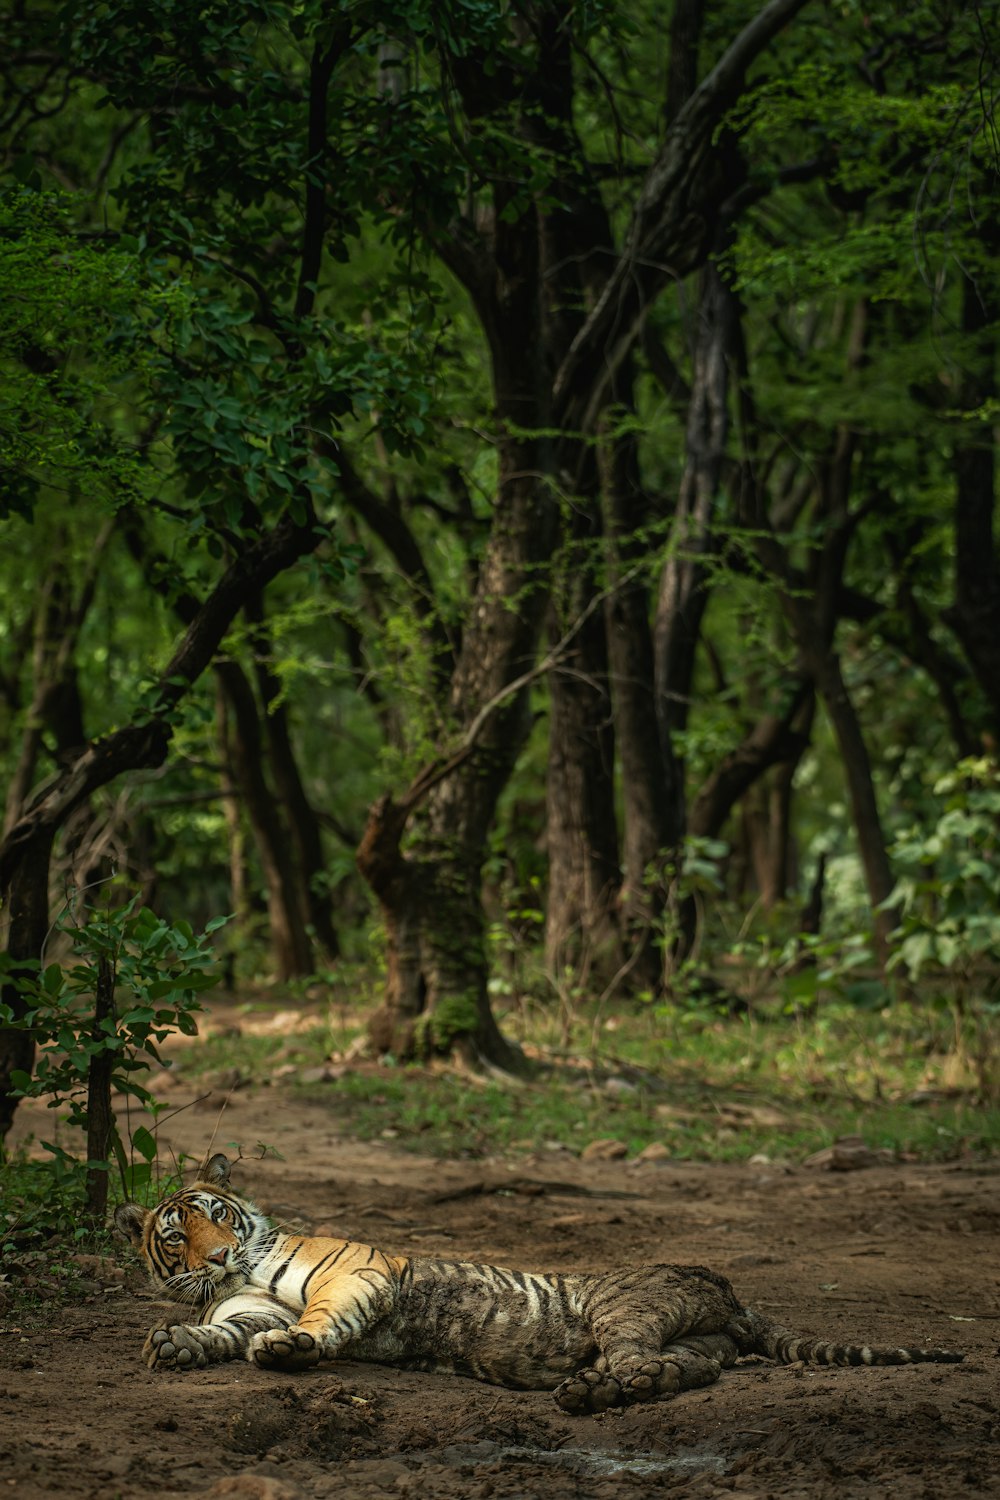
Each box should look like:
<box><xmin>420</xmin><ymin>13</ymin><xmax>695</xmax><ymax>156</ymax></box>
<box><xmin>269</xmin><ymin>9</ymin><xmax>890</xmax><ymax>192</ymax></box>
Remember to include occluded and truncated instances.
<box><xmin>212</xmin><ymin>1204</ymin><xmax>229</xmax><ymax>1223</ymax></box>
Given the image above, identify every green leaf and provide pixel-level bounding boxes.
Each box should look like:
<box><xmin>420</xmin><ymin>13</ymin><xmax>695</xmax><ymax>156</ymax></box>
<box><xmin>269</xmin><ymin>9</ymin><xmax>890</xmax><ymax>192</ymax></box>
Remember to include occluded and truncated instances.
<box><xmin>42</xmin><ymin>963</ymin><xmax>64</xmax><ymax>995</ymax></box>
<box><xmin>131</xmin><ymin>1125</ymin><xmax>157</xmax><ymax>1163</ymax></box>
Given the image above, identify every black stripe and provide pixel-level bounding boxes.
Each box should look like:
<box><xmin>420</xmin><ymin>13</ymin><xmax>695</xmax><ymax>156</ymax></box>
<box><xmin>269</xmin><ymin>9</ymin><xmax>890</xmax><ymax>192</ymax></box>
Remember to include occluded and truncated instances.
<box><xmin>300</xmin><ymin>1243</ymin><xmax>350</xmax><ymax>1300</ymax></box>
<box><xmin>269</xmin><ymin>1242</ymin><xmax>305</xmax><ymax>1294</ymax></box>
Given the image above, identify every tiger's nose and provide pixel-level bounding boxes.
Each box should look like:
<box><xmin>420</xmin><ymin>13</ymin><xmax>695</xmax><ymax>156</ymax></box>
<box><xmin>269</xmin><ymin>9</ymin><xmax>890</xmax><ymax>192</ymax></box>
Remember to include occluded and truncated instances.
<box><xmin>206</xmin><ymin>1248</ymin><xmax>229</xmax><ymax>1267</ymax></box>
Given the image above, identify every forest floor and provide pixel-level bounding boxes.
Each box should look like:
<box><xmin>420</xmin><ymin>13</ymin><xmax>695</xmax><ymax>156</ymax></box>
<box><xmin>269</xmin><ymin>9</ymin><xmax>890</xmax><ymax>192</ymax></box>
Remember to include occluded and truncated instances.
<box><xmin>2</xmin><ymin>1018</ymin><xmax>1000</xmax><ymax>1500</ymax></box>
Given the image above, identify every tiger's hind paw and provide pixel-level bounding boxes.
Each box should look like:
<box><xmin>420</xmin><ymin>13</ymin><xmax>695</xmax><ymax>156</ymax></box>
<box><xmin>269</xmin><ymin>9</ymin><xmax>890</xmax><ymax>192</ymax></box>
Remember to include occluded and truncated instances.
<box><xmin>250</xmin><ymin>1325</ymin><xmax>320</xmax><ymax>1371</ymax></box>
<box><xmin>142</xmin><ymin>1326</ymin><xmax>209</xmax><ymax>1371</ymax></box>
<box><xmin>617</xmin><ymin>1355</ymin><xmax>681</xmax><ymax>1402</ymax></box>
<box><xmin>554</xmin><ymin>1367</ymin><xmax>624</xmax><ymax>1414</ymax></box>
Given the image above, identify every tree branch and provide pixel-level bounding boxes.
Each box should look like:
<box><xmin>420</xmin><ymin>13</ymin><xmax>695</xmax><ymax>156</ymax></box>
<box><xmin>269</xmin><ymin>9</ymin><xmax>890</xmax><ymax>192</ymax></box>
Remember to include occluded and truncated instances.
<box><xmin>0</xmin><ymin>510</ymin><xmax>320</xmax><ymax>893</ymax></box>
<box><xmin>552</xmin><ymin>0</ymin><xmax>813</xmax><ymax>434</ymax></box>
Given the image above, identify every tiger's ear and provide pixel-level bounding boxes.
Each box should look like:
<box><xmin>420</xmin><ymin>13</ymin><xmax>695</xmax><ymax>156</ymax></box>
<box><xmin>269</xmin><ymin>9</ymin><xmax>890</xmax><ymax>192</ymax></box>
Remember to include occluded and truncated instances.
<box><xmin>114</xmin><ymin>1201</ymin><xmax>150</xmax><ymax>1248</ymax></box>
<box><xmin>199</xmin><ymin>1152</ymin><xmax>233</xmax><ymax>1188</ymax></box>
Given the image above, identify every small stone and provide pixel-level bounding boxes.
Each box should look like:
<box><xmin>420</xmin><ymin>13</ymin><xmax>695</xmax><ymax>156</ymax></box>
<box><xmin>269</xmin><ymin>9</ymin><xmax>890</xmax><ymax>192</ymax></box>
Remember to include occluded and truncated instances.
<box><xmin>634</xmin><ymin>1143</ymin><xmax>672</xmax><ymax>1163</ymax></box>
<box><xmin>802</xmin><ymin>1137</ymin><xmax>891</xmax><ymax>1171</ymax></box>
<box><xmin>581</xmin><ymin>1138</ymin><xmax>628</xmax><ymax>1161</ymax></box>
<box><xmin>298</xmin><ymin>1065</ymin><xmax>334</xmax><ymax>1085</ymax></box>
<box><xmin>748</xmin><ymin>1154</ymin><xmax>794</xmax><ymax>1176</ymax></box>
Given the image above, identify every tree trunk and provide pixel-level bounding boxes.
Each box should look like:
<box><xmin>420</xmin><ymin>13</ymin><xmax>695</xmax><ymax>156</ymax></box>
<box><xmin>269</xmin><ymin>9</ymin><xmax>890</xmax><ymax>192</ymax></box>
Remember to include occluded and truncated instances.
<box><xmin>361</xmin><ymin>427</ymin><xmax>553</xmax><ymax>1070</ymax></box>
<box><xmin>597</xmin><ymin>414</ymin><xmax>677</xmax><ymax>969</ymax></box>
<box><xmin>215</xmin><ymin>659</ymin><xmax>315</xmax><ymax>980</ymax></box>
<box><xmin>216</xmin><ymin>685</ymin><xmax>254</xmax><ymax>963</ymax></box>
<box><xmin>811</xmin><ymin>649</ymin><xmax>897</xmax><ymax>965</ymax></box>
<box><xmin>0</xmin><ymin>824</ymin><xmax>55</xmax><ymax>1138</ymax></box>
<box><xmin>653</xmin><ymin>264</ymin><xmax>733</xmax><ymax>763</ymax></box>
<box><xmin>361</xmin><ymin>800</ymin><xmax>521</xmax><ymax>1070</ymax></box>
<box><xmin>3</xmin><ymin>529</ymin><xmax>109</xmax><ymax>837</ymax></box>
<box><xmin>544</xmin><ymin>596</ymin><xmax>621</xmax><ymax>980</ymax></box>
<box><xmin>943</xmin><ymin>266</ymin><xmax>1000</xmax><ymax>735</ymax></box>
<box><xmin>84</xmin><ymin>954</ymin><xmax>116</xmax><ymax>1222</ymax></box>
<box><xmin>247</xmin><ymin>598</ymin><xmax>340</xmax><ymax>963</ymax></box>
<box><xmin>741</xmin><ymin>763</ymin><xmax>796</xmax><ymax>909</ymax></box>
<box><xmin>653</xmin><ymin>262</ymin><xmax>736</xmax><ymax>975</ymax></box>
<box><xmin>736</xmin><ymin>293</ymin><xmax>898</xmax><ymax>963</ymax></box>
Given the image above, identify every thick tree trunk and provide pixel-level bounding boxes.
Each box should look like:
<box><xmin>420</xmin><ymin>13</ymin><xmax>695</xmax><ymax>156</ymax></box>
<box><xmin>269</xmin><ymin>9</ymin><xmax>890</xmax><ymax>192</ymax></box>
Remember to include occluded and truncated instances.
<box><xmin>361</xmin><ymin>426</ymin><xmax>553</xmax><ymax>1070</ymax></box>
<box><xmin>361</xmin><ymin>802</ymin><xmax>521</xmax><ymax>1070</ymax></box>
<box><xmin>357</xmin><ymin>19</ymin><xmax>569</xmax><ymax>1067</ymax></box>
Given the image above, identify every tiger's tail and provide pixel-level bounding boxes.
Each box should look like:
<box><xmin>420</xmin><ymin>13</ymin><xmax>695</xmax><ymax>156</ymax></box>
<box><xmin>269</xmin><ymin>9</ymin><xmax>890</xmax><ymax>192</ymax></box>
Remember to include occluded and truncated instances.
<box><xmin>744</xmin><ymin>1311</ymin><xmax>964</xmax><ymax>1367</ymax></box>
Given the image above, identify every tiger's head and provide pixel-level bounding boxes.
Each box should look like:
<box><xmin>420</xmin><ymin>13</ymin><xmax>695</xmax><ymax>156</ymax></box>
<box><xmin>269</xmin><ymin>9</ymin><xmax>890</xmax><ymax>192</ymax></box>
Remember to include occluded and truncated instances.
<box><xmin>114</xmin><ymin>1153</ymin><xmax>272</xmax><ymax>1307</ymax></box>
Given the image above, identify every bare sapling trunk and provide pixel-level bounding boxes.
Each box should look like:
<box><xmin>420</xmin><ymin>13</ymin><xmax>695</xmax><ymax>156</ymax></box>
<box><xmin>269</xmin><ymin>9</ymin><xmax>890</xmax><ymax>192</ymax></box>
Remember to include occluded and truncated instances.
<box><xmin>84</xmin><ymin>954</ymin><xmax>116</xmax><ymax>1222</ymax></box>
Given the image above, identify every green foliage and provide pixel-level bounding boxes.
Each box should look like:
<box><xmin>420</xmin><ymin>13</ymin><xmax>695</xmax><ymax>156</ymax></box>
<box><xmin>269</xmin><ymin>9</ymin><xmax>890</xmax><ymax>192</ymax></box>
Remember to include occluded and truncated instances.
<box><xmin>0</xmin><ymin>897</ymin><xmax>227</xmax><ymax>1197</ymax></box>
<box><xmin>0</xmin><ymin>1146</ymin><xmax>95</xmax><ymax>1252</ymax></box>
<box><xmin>0</xmin><ymin>187</ymin><xmax>180</xmax><ymax>519</ymax></box>
<box><xmin>0</xmin><ymin>1143</ymin><xmax>193</xmax><ymax>1302</ymax></box>
<box><xmin>888</xmin><ymin>758</ymin><xmax>1000</xmax><ymax>985</ymax></box>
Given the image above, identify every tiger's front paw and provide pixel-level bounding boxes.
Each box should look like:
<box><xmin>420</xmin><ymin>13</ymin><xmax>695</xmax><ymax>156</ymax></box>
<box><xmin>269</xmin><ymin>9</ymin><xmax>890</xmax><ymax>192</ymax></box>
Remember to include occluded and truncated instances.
<box><xmin>250</xmin><ymin>1326</ymin><xmax>320</xmax><ymax>1371</ymax></box>
<box><xmin>142</xmin><ymin>1326</ymin><xmax>209</xmax><ymax>1371</ymax></box>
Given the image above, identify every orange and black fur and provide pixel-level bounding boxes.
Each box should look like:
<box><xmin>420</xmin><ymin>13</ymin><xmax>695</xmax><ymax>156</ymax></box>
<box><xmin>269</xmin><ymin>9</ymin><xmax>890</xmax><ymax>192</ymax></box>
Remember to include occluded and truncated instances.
<box><xmin>115</xmin><ymin>1155</ymin><xmax>963</xmax><ymax>1413</ymax></box>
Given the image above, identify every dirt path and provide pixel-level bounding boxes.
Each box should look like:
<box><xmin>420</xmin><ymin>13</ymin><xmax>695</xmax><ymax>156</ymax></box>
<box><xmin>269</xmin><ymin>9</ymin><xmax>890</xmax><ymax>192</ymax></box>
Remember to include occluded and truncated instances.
<box><xmin>3</xmin><ymin>1088</ymin><xmax>999</xmax><ymax>1499</ymax></box>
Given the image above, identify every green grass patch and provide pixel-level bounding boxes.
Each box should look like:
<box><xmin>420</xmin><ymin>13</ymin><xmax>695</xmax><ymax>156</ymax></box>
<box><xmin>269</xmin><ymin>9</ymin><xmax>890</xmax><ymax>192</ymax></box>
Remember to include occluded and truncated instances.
<box><xmin>297</xmin><ymin>1065</ymin><xmax>997</xmax><ymax>1162</ymax></box>
<box><xmin>165</xmin><ymin>992</ymin><xmax>1000</xmax><ymax>1164</ymax></box>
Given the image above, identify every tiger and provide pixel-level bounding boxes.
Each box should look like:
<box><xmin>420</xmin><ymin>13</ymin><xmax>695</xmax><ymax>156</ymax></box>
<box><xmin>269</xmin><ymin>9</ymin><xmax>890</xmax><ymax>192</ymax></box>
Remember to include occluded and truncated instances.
<box><xmin>114</xmin><ymin>1153</ymin><xmax>964</xmax><ymax>1414</ymax></box>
